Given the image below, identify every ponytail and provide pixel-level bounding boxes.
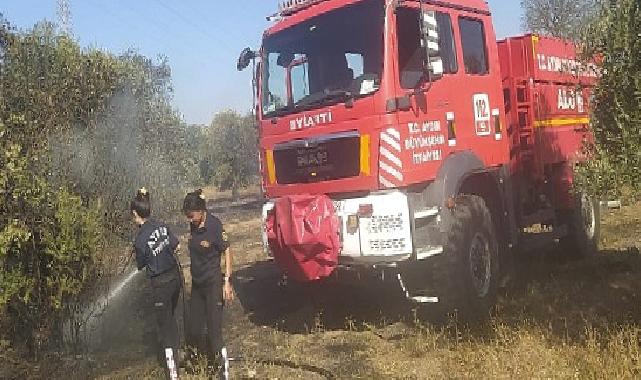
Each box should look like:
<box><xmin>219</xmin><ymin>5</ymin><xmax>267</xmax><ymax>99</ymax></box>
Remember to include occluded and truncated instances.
<box><xmin>183</xmin><ymin>189</ymin><xmax>207</xmax><ymax>212</ymax></box>
<box><xmin>130</xmin><ymin>187</ymin><xmax>151</xmax><ymax>218</ymax></box>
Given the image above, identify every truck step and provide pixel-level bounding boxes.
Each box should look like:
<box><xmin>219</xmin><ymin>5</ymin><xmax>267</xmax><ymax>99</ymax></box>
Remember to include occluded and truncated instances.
<box><xmin>396</xmin><ymin>274</ymin><xmax>439</xmax><ymax>303</ymax></box>
<box><xmin>416</xmin><ymin>245</ymin><xmax>444</xmax><ymax>260</ymax></box>
<box><xmin>413</xmin><ymin>207</ymin><xmax>439</xmax><ymax>219</ymax></box>
<box><xmin>411</xmin><ymin>295</ymin><xmax>439</xmax><ymax>303</ymax></box>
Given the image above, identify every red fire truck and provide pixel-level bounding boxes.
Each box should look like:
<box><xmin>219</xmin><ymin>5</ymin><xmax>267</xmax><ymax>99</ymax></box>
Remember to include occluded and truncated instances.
<box><xmin>237</xmin><ymin>0</ymin><xmax>600</xmax><ymax>317</ymax></box>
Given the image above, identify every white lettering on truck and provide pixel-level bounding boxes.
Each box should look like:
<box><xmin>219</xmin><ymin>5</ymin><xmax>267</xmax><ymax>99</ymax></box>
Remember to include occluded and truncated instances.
<box><xmin>537</xmin><ymin>53</ymin><xmax>599</xmax><ymax>78</ymax></box>
<box><xmin>289</xmin><ymin>111</ymin><xmax>333</xmax><ymax>131</ymax></box>
<box><xmin>405</xmin><ymin>121</ymin><xmax>445</xmax><ymax>165</ymax></box>
<box><xmin>473</xmin><ymin>93</ymin><xmax>491</xmax><ymax>136</ymax></box>
<box><xmin>557</xmin><ymin>88</ymin><xmax>585</xmax><ymax>112</ymax></box>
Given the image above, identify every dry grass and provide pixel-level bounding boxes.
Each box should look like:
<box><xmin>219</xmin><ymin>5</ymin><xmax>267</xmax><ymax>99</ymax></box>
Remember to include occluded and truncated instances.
<box><xmin>215</xmin><ymin>202</ymin><xmax>641</xmax><ymax>379</ymax></box>
<box><xmin>200</xmin><ymin>184</ymin><xmax>262</xmax><ymax>205</ymax></box>
<box><xmin>9</xmin><ymin>200</ymin><xmax>641</xmax><ymax>379</ymax></box>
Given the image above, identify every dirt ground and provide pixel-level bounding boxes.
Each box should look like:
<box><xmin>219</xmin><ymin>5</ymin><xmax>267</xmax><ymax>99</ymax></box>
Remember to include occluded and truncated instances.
<box><xmin>5</xmin><ymin>194</ymin><xmax>641</xmax><ymax>379</ymax></box>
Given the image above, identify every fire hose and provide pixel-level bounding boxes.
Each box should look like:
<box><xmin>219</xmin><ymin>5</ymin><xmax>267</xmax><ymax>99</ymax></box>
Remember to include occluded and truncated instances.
<box><xmin>223</xmin><ymin>356</ymin><xmax>335</xmax><ymax>379</ymax></box>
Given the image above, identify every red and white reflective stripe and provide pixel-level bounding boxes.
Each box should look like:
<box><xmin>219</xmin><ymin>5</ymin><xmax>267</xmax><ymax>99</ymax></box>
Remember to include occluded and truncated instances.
<box><xmin>380</xmin><ymin>129</ymin><xmax>401</xmax><ymax>151</ymax></box>
<box><xmin>379</xmin><ymin>146</ymin><xmax>402</xmax><ymax>167</ymax></box>
<box><xmin>379</xmin><ymin>127</ymin><xmax>403</xmax><ymax>188</ymax></box>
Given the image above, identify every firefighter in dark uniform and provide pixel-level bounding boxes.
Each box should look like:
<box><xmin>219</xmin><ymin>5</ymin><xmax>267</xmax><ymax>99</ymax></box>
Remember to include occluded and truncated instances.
<box><xmin>182</xmin><ymin>189</ymin><xmax>234</xmax><ymax>366</ymax></box>
<box><xmin>130</xmin><ymin>188</ymin><xmax>181</xmax><ymax>377</ymax></box>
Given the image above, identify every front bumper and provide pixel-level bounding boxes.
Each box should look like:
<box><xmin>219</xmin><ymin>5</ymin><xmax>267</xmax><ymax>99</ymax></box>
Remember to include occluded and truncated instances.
<box><xmin>262</xmin><ymin>190</ymin><xmax>415</xmax><ymax>264</ymax></box>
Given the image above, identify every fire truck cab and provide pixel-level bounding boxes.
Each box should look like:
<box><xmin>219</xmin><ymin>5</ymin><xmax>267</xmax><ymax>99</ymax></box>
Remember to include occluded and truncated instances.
<box><xmin>237</xmin><ymin>0</ymin><xmax>599</xmax><ymax>317</ymax></box>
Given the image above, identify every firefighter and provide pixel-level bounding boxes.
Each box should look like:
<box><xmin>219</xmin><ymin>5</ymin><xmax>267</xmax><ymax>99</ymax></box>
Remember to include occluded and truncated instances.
<box><xmin>130</xmin><ymin>188</ymin><xmax>181</xmax><ymax>378</ymax></box>
<box><xmin>182</xmin><ymin>189</ymin><xmax>234</xmax><ymax>368</ymax></box>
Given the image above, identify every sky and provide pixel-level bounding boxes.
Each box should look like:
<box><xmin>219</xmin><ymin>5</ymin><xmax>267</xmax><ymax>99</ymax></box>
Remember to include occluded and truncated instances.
<box><xmin>2</xmin><ymin>0</ymin><xmax>523</xmax><ymax>125</ymax></box>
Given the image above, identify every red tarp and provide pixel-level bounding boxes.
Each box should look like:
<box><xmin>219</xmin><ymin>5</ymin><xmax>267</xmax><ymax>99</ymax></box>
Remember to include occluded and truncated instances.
<box><xmin>266</xmin><ymin>194</ymin><xmax>340</xmax><ymax>282</ymax></box>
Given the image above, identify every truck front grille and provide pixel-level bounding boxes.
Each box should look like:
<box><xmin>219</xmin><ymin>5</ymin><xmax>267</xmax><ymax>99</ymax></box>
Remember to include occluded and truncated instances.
<box><xmin>273</xmin><ymin>131</ymin><xmax>360</xmax><ymax>185</ymax></box>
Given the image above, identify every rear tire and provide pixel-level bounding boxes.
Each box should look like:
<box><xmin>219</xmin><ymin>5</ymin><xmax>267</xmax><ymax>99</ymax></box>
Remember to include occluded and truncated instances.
<box><xmin>559</xmin><ymin>192</ymin><xmax>600</xmax><ymax>259</ymax></box>
<box><xmin>431</xmin><ymin>195</ymin><xmax>500</xmax><ymax>320</ymax></box>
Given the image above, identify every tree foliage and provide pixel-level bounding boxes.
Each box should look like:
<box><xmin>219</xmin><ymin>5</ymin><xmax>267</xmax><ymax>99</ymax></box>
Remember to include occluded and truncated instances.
<box><xmin>575</xmin><ymin>0</ymin><xmax>641</xmax><ymax>197</ymax></box>
<box><xmin>2</xmin><ymin>22</ymin><xmax>198</xmax><ymax>229</ymax></box>
<box><xmin>0</xmin><ymin>20</ymin><xmax>196</xmax><ymax>354</ymax></box>
<box><xmin>201</xmin><ymin>110</ymin><xmax>258</xmax><ymax>199</ymax></box>
<box><xmin>520</xmin><ymin>0</ymin><xmax>598</xmax><ymax>40</ymax></box>
<box><xmin>0</xmin><ymin>118</ymin><xmax>103</xmax><ymax>354</ymax></box>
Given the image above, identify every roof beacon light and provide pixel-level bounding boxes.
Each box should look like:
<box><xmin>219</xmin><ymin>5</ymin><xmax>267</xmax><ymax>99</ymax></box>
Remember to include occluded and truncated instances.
<box><xmin>278</xmin><ymin>0</ymin><xmax>326</xmax><ymax>15</ymax></box>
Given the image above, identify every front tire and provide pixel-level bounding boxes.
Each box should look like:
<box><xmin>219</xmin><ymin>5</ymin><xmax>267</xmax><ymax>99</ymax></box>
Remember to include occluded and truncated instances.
<box><xmin>432</xmin><ymin>195</ymin><xmax>500</xmax><ymax>320</ymax></box>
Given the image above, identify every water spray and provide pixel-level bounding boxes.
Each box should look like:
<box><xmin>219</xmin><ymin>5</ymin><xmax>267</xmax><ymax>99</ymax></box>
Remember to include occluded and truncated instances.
<box><xmin>218</xmin><ymin>353</ymin><xmax>334</xmax><ymax>379</ymax></box>
<box><xmin>100</xmin><ymin>248</ymin><xmax>140</xmax><ymax>309</ymax></box>
<box><xmin>104</xmin><ymin>268</ymin><xmax>139</xmax><ymax>305</ymax></box>
<box><xmin>84</xmin><ymin>264</ymin><xmax>140</xmax><ymax>333</ymax></box>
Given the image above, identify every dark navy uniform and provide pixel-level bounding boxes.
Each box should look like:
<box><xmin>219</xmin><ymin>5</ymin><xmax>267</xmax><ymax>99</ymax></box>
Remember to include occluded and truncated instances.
<box><xmin>134</xmin><ymin>220</ymin><xmax>181</xmax><ymax>361</ymax></box>
<box><xmin>187</xmin><ymin>212</ymin><xmax>229</xmax><ymax>359</ymax></box>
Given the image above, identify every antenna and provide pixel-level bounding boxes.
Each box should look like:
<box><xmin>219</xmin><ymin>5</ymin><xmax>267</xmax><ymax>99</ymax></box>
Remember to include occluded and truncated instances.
<box><xmin>57</xmin><ymin>0</ymin><xmax>72</xmax><ymax>35</ymax></box>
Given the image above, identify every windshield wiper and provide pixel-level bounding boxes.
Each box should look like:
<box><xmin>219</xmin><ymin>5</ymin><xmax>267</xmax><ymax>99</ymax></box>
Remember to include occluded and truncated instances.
<box><xmin>265</xmin><ymin>89</ymin><xmax>353</xmax><ymax>118</ymax></box>
<box><xmin>295</xmin><ymin>89</ymin><xmax>352</xmax><ymax>111</ymax></box>
<box><xmin>265</xmin><ymin>104</ymin><xmax>295</xmax><ymax>118</ymax></box>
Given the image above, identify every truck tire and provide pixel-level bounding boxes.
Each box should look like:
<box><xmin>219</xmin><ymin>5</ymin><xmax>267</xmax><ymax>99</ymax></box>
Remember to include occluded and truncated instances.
<box><xmin>559</xmin><ymin>192</ymin><xmax>600</xmax><ymax>259</ymax></box>
<box><xmin>432</xmin><ymin>195</ymin><xmax>500</xmax><ymax>320</ymax></box>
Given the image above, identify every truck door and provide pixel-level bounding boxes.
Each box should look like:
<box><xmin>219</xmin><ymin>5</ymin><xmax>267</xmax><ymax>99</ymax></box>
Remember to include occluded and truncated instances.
<box><xmin>392</xmin><ymin>6</ymin><xmax>507</xmax><ymax>187</ymax></box>
<box><xmin>392</xmin><ymin>6</ymin><xmax>459</xmax><ymax>187</ymax></box>
<box><xmin>444</xmin><ymin>12</ymin><xmax>507</xmax><ymax>167</ymax></box>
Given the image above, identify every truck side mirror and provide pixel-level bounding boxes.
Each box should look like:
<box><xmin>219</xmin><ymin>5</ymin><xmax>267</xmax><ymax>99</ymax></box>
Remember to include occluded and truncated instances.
<box><xmin>237</xmin><ymin>47</ymin><xmax>256</xmax><ymax>71</ymax></box>
<box><xmin>421</xmin><ymin>10</ymin><xmax>444</xmax><ymax>80</ymax></box>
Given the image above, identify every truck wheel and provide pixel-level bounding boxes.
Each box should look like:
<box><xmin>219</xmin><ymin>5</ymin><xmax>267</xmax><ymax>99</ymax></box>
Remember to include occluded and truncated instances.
<box><xmin>559</xmin><ymin>192</ymin><xmax>600</xmax><ymax>259</ymax></box>
<box><xmin>433</xmin><ymin>195</ymin><xmax>500</xmax><ymax>320</ymax></box>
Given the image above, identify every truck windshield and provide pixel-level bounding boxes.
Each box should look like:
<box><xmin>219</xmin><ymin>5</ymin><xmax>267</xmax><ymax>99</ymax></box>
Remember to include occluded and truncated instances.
<box><xmin>262</xmin><ymin>0</ymin><xmax>384</xmax><ymax>117</ymax></box>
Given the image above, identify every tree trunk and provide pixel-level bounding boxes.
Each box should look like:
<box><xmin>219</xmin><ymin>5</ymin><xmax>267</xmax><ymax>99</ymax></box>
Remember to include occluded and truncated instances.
<box><xmin>231</xmin><ymin>182</ymin><xmax>239</xmax><ymax>201</ymax></box>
